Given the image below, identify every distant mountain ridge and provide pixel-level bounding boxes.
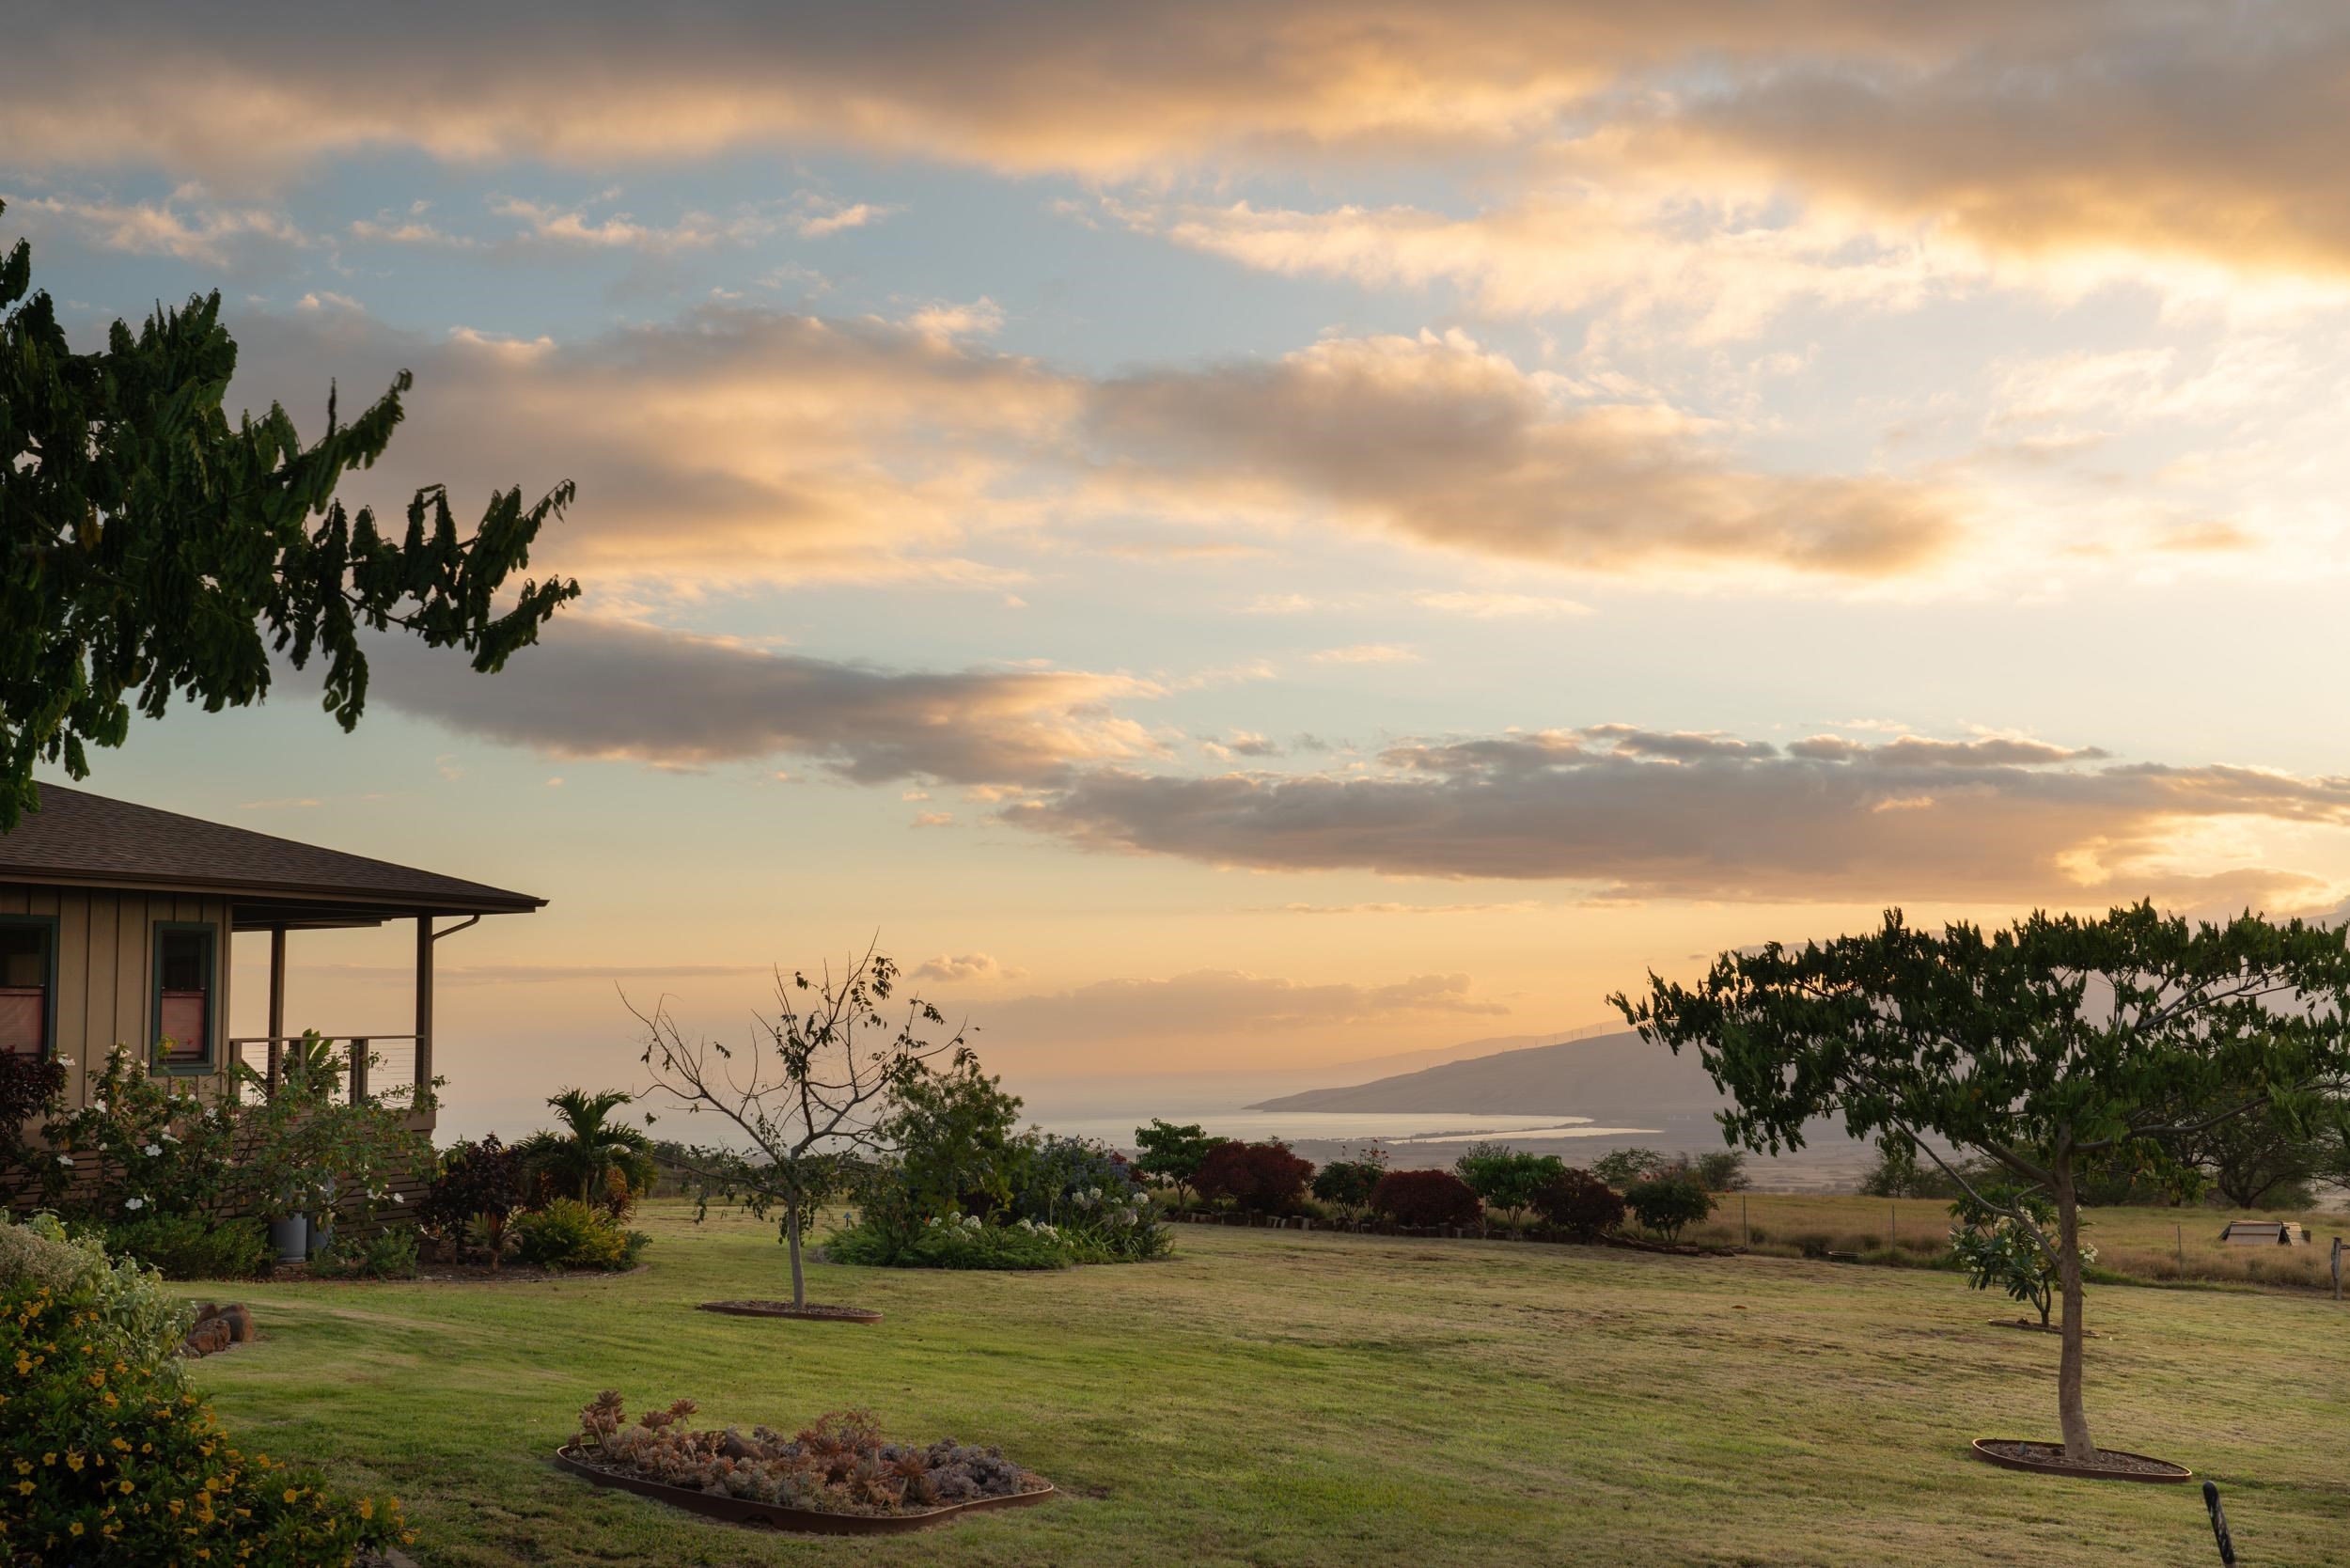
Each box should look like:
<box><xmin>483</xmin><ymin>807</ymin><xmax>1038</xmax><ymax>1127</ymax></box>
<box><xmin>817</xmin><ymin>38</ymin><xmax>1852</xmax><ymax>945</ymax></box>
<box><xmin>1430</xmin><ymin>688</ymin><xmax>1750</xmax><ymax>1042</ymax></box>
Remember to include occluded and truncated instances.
<box><xmin>1245</xmin><ymin>1029</ymin><xmax>1727</xmax><ymax>1118</ymax></box>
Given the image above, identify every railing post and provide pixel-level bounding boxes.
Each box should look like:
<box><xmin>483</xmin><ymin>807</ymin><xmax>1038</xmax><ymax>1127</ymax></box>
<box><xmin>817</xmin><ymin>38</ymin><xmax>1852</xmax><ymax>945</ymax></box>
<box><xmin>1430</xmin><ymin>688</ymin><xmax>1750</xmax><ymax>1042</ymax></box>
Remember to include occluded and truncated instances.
<box><xmin>265</xmin><ymin>927</ymin><xmax>287</xmax><ymax>1094</ymax></box>
<box><xmin>349</xmin><ymin>1037</ymin><xmax>368</xmax><ymax>1105</ymax></box>
<box><xmin>414</xmin><ymin>915</ymin><xmax>434</xmax><ymax>1099</ymax></box>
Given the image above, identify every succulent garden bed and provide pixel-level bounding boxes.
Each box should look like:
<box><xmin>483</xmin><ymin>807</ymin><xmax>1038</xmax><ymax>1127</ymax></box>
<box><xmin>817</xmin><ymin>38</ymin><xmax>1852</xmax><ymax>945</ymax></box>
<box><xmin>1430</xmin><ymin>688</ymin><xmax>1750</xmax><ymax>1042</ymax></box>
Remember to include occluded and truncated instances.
<box><xmin>1969</xmin><ymin>1438</ymin><xmax>2191</xmax><ymax>1482</ymax></box>
<box><xmin>697</xmin><ymin>1299</ymin><xmax>883</xmax><ymax>1324</ymax></box>
<box><xmin>559</xmin><ymin>1395</ymin><xmax>1053</xmax><ymax>1532</ymax></box>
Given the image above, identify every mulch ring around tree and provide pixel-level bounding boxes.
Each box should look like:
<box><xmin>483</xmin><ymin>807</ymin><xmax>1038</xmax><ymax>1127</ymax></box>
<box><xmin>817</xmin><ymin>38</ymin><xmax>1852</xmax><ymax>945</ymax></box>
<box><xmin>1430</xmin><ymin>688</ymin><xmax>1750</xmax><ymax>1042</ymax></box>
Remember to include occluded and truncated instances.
<box><xmin>697</xmin><ymin>1300</ymin><xmax>884</xmax><ymax>1324</ymax></box>
<box><xmin>1988</xmin><ymin>1318</ymin><xmax>2107</xmax><ymax>1338</ymax></box>
<box><xmin>1970</xmin><ymin>1438</ymin><xmax>2191</xmax><ymax>1482</ymax></box>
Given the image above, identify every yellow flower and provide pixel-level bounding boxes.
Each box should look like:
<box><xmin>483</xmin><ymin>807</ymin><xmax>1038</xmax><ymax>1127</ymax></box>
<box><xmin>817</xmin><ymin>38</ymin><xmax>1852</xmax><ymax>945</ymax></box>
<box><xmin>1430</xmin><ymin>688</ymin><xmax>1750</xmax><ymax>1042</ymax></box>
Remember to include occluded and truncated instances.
<box><xmin>64</xmin><ymin>1452</ymin><xmax>84</xmax><ymax>1472</ymax></box>
<box><xmin>119</xmin><ymin>1480</ymin><xmax>133</xmax><ymax>1494</ymax></box>
<box><xmin>282</xmin><ymin>1487</ymin><xmax>298</xmax><ymax>1503</ymax></box>
<box><xmin>13</xmin><ymin>1481</ymin><xmax>31</xmax><ymax>1496</ymax></box>
<box><xmin>357</xmin><ymin>1498</ymin><xmax>374</xmax><ymax>1520</ymax></box>
<box><xmin>69</xmin><ymin>1522</ymin><xmax>83</xmax><ymax>1536</ymax></box>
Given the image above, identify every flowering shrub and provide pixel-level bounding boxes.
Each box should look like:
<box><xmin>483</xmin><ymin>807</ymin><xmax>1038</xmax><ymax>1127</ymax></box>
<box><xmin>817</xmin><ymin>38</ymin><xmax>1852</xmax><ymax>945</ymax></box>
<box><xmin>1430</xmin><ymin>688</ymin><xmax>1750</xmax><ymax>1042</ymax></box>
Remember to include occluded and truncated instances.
<box><xmin>227</xmin><ymin>1041</ymin><xmax>432</xmax><ymax>1232</ymax></box>
<box><xmin>38</xmin><ymin>1048</ymin><xmax>237</xmax><ymax>1224</ymax></box>
<box><xmin>511</xmin><ymin>1198</ymin><xmax>649</xmax><ymax>1271</ymax></box>
<box><xmin>571</xmin><ymin>1394</ymin><xmax>1046</xmax><ymax>1514</ymax></box>
<box><xmin>0</xmin><ymin>1214</ymin><xmax>189</xmax><ymax>1368</ymax></box>
<box><xmin>1193</xmin><ymin>1141</ymin><xmax>1314</xmax><ymax>1214</ymax></box>
<box><xmin>825</xmin><ymin>1213</ymin><xmax>1073</xmax><ymax>1270</ymax></box>
<box><xmin>0</xmin><ymin>1226</ymin><xmax>405</xmax><ymax>1565</ymax></box>
<box><xmin>1530</xmin><ymin>1168</ymin><xmax>1625</xmax><ymax>1240</ymax></box>
<box><xmin>1369</xmin><ymin>1168</ymin><xmax>1482</xmax><ymax>1228</ymax></box>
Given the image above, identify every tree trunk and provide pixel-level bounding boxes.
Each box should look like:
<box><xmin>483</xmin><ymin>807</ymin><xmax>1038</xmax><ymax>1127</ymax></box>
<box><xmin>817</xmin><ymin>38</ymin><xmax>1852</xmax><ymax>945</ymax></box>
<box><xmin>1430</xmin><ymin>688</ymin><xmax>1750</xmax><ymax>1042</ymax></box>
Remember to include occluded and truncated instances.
<box><xmin>786</xmin><ymin>1200</ymin><xmax>807</xmax><ymax>1309</ymax></box>
<box><xmin>2052</xmin><ymin>1155</ymin><xmax>2094</xmax><ymax>1462</ymax></box>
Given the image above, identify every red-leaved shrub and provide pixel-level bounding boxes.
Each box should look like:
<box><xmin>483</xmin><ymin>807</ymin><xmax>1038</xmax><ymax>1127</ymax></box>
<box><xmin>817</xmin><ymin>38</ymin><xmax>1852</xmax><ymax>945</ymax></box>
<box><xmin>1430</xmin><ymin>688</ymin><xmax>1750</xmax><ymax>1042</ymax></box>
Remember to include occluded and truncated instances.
<box><xmin>1531</xmin><ymin>1167</ymin><xmax>1624</xmax><ymax>1239</ymax></box>
<box><xmin>1370</xmin><ymin>1168</ymin><xmax>1481</xmax><ymax>1228</ymax></box>
<box><xmin>1192</xmin><ymin>1141</ymin><xmax>1314</xmax><ymax>1213</ymax></box>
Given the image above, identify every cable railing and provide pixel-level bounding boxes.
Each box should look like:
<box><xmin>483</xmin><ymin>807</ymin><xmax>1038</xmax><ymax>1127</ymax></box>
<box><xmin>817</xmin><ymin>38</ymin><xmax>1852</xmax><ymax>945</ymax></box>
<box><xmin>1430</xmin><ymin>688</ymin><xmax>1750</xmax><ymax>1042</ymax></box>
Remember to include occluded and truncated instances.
<box><xmin>227</xmin><ymin>1034</ymin><xmax>425</xmax><ymax>1108</ymax></box>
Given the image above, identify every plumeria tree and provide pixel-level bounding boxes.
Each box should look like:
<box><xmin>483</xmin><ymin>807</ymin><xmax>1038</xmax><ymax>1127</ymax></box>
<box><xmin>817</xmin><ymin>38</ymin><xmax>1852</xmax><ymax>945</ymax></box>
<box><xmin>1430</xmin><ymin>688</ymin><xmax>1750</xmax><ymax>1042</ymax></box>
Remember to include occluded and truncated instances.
<box><xmin>1615</xmin><ymin>902</ymin><xmax>2350</xmax><ymax>1463</ymax></box>
<box><xmin>634</xmin><ymin>945</ymin><xmax>971</xmax><ymax>1309</ymax></box>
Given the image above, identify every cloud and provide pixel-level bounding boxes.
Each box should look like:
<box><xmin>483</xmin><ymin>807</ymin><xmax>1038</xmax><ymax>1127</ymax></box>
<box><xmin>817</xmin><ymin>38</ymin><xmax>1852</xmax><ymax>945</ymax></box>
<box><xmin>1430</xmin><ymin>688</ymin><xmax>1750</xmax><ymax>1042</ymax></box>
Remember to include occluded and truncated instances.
<box><xmin>487</xmin><ymin>195</ymin><xmax>780</xmax><ymax>252</ymax></box>
<box><xmin>1089</xmin><ymin>331</ymin><xmax>1963</xmax><ymax>576</ymax></box>
<box><xmin>1006</xmin><ymin>724</ymin><xmax>2350</xmax><ymax>905</ymax></box>
<box><xmin>1649</xmin><ymin>10</ymin><xmax>2350</xmax><ymax>284</ymax></box>
<box><xmin>1411</xmin><ymin>589</ymin><xmax>1590</xmax><ymax>618</ymax></box>
<box><xmin>18</xmin><ymin>5</ymin><xmax>2344</xmax><ymax>290</ymax></box>
<box><xmin>368</xmin><ymin>616</ymin><xmax>1167</xmax><ymax>786</ymax></box>
<box><xmin>912</xmin><ymin>953</ymin><xmax>1029</xmax><ymax>983</ymax></box>
<box><xmin>1200</xmin><ymin>730</ymin><xmax>1282</xmax><ymax>762</ymax></box>
<box><xmin>1309</xmin><ymin>643</ymin><xmax>1419</xmax><ymax>666</ymax></box>
<box><xmin>985</xmin><ymin>968</ymin><xmax>1508</xmax><ymax>1046</ymax></box>
<box><xmin>792</xmin><ymin>200</ymin><xmax>898</xmax><ymax>238</ymax></box>
<box><xmin>4</xmin><ymin>189</ymin><xmax>308</xmax><ymax>265</ymax></box>
<box><xmin>1110</xmin><ymin>187</ymin><xmax>1959</xmax><ymax>337</ymax></box>
<box><xmin>222</xmin><ymin>300</ymin><xmax>1077</xmax><ymax>588</ymax></box>
<box><xmin>217</xmin><ymin>303</ymin><xmax>1962</xmax><ymax>589</ymax></box>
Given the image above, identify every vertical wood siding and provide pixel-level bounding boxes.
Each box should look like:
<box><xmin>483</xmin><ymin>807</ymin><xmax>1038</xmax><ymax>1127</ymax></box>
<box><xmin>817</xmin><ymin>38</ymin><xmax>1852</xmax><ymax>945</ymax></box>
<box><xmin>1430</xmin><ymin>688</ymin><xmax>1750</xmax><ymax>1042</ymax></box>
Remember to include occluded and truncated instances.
<box><xmin>1</xmin><ymin>883</ymin><xmax>235</xmax><ymax>1106</ymax></box>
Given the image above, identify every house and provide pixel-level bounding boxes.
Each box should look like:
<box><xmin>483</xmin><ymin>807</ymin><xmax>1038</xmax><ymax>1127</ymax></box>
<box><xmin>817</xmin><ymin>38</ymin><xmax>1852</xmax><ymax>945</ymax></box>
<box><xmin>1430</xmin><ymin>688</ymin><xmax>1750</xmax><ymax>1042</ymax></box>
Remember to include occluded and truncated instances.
<box><xmin>0</xmin><ymin>783</ymin><xmax>543</xmax><ymax>1130</ymax></box>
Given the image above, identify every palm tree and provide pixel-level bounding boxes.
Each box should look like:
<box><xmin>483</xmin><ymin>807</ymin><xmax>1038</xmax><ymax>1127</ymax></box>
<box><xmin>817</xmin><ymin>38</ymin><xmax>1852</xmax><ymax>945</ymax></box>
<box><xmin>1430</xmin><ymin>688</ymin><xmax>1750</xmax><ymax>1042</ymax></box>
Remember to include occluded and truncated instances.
<box><xmin>516</xmin><ymin>1088</ymin><xmax>659</xmax><ymax>1207</ymax></box>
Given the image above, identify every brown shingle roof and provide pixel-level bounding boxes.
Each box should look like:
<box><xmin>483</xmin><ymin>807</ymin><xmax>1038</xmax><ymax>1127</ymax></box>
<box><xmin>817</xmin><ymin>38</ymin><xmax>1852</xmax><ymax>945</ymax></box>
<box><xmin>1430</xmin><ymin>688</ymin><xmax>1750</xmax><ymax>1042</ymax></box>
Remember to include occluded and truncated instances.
<box><xmin>0</xmin><ymin>783</ymin><xmax>543</xmax><ymax>915</ymax></box>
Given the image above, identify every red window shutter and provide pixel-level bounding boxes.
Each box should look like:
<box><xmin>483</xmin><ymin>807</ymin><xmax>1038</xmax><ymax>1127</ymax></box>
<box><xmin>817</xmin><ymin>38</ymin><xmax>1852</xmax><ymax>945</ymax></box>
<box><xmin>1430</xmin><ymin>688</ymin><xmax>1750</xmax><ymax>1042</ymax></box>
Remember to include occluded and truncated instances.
<box><xmin>0</xmin><ymin>988</ymin><xmax>41</xmax><ymax>1054</ymax></box>
<box><xmin>159</xmin><ymin>991</ymin><xmax>209</xmax><ymax>1062</ymax></box>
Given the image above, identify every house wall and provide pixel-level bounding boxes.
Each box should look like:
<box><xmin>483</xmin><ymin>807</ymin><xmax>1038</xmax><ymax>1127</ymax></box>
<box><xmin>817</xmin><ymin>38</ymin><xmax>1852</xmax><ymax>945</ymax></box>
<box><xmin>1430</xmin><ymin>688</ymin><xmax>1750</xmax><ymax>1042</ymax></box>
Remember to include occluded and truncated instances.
<box><xmin>0</xmin><ymin>882</ymin><xmax>237</xmax><ymax>1108</ymax></box>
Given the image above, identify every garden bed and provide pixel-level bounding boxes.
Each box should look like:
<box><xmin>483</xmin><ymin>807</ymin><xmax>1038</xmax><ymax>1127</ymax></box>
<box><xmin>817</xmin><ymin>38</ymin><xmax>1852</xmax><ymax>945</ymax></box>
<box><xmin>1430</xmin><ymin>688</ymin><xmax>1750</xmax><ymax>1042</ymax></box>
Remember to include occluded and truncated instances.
<box><xmin>561</xmin><ymin>1396</ymin><xmax>1053</xmax><ymax>1534</ymax></box>
<box><xmin>1969</xmin><ymin>1438</ymin><xmax>2191</xmax><ymax>1482</ymax></box>
<box><xmin>698</xmin><ymin>1299</ymin><xmax>883</xmax><ymax>1324</ymax></box>
<box><xmin>555</xmin><ymin>1447</ymin><xmax>1051</xmax><ymax>1533</ymax></box>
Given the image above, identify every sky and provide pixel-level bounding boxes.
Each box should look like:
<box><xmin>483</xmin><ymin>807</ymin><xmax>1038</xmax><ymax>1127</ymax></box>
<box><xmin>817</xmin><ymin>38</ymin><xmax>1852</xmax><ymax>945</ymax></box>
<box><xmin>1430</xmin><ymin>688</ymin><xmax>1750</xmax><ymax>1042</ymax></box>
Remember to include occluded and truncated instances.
<box><xmin>11</xmin><ymin>2</ymin><xmax>2350</xmax><ymax>1137</ymax></box>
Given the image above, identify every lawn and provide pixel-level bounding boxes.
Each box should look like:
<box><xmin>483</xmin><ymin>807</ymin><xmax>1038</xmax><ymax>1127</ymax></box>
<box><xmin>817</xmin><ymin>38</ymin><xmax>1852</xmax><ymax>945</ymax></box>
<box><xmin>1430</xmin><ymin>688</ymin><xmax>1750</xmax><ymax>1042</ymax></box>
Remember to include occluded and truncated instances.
<box><xmin>1684</xmin><ymin>1191</ymin><xmax>2350</xmax><ymax>1293</ymax></box>
<box><xmin>186</xmin><ymin>1203</ymin><xmax>2350</xmax><ymax>1567</ymax></box>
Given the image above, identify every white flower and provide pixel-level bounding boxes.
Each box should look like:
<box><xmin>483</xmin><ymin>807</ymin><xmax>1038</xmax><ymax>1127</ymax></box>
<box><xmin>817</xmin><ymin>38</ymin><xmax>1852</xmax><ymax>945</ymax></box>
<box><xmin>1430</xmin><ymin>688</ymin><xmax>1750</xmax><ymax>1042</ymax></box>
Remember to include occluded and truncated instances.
<box><xmin>160</xmin><ymin>1132</ymin><xmax>178</xmax><ymax>1144</ymax></box>
<box><xmin>142</xmin><ymin>1143</ymin><xmax>162</xmax><ymax>1157</ymax></box>
<box><xmin>391</xmin><ymin>1192</ymin><xmax>405</xmax><ymax>1205</ymax></box>
<box><xmin>125</xmin><ymin>1197</ymin><xmax>146</xmax><ymax>1211</ymax></box>
<box><xmin>55</xmin><ymin>1153</ymin><xmax>73</xmax><ymax>1168</ymax></box>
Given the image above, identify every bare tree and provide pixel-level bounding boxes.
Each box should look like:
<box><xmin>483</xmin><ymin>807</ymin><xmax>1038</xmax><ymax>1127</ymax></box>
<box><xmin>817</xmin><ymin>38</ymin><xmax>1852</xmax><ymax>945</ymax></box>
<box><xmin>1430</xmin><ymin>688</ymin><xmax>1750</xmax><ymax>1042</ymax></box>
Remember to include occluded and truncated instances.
<box><xmin>631</xmin><ymin>945</ymin><xmax>969</xmax><ymax>1309</ymax></box>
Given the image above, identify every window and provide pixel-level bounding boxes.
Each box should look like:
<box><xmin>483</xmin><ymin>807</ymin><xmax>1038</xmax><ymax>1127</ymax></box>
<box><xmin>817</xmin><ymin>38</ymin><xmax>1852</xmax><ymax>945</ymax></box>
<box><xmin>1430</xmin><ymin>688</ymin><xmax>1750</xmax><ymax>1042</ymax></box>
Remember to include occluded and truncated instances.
<box><xmin>0</xmin><ymin>920</ymin><xmax>54</xmax><ymax>1056</ymax></box>
<box><xmin>153</xmin><ymin>924</ymin><xmax>216</xmax><ymax>1069</ymax></box>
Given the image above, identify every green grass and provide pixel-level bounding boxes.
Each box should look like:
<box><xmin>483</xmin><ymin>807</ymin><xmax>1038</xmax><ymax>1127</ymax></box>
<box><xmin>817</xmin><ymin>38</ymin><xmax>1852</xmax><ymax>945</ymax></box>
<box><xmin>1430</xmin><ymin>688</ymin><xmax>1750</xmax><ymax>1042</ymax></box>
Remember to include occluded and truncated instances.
<box><xmin>184</xmin><ymin>1202</ymin><xmax>2350</xmax><ymax>1567</ymax></box>
<box><xmin>1686</xmin><ymin>1191</ymin><xmax>2350</xmax><ymax>1292</ymax></box>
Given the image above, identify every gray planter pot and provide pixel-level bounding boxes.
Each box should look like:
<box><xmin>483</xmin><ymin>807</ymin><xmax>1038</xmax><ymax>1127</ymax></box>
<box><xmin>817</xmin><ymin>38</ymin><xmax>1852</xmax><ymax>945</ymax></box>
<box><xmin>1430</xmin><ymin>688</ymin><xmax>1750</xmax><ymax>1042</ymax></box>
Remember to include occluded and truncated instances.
<box><xmin>307</xmin><ymin>1219</ymin><xmax>336</xmax><ymax>1259</ymax></box>
<box><xmin>269</xmin><ymin>1215</ymin><xmax>308</xmax><ymax>1263</ymax></box>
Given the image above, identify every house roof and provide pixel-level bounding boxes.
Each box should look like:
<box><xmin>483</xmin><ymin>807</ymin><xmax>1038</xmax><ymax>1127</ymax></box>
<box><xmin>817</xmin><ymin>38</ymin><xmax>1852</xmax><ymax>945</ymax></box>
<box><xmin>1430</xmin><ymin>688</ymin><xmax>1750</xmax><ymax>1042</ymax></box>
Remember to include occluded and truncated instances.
<box><xmin>0</xmin><ymin>783</ymin><xmax>545</xmax><ymax>922</ymax></box>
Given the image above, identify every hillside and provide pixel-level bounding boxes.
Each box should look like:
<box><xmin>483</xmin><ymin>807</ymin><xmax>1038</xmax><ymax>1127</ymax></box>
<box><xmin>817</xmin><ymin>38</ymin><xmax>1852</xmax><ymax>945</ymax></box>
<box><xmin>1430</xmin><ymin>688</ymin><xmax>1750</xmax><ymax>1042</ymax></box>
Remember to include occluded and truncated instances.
<box><xmin>1245</xmin><ymin>1029</ymin><xmax>1726</xmax><ymax>1118</ymax></box>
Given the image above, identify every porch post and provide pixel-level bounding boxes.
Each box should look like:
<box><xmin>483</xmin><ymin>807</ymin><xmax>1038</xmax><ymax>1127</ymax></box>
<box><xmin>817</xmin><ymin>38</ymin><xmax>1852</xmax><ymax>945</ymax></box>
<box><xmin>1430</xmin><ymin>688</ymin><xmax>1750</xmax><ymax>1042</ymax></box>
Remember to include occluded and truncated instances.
<box><xmin>265</xmin><ymin>926</ymin><xmax>288</xmax><ymax>1091</ymax></box>
<box><xmin>415</xmin><ymin>915</ymin><xmax>435</xmax><ymax>1097</ymax></box>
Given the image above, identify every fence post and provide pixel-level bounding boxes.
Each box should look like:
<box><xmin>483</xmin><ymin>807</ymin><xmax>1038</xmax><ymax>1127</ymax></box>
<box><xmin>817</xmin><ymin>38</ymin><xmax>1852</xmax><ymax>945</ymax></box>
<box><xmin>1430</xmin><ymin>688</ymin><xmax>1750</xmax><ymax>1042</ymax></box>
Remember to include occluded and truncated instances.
<box><xmin>1889</xmin><ymin>1201</ymin><xmax>1896</xmax><ymax>1252</ymax></box>
<box><xmin>1741</xmin><ymin>1194</ymin><xmax>1748</xmax><ymax>1249</ymax></box>
<box><xmin>2175</xmin><ymin>1223</ymin><xmax>2184</xmax><ymax>1277</ymax></box>
<box><xmin>2333</xmin><ymin>1236</ymin><xmax>2342</xmax><ymax>1302</ymax></box>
